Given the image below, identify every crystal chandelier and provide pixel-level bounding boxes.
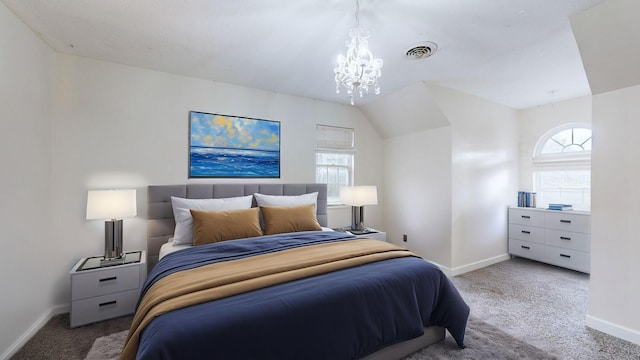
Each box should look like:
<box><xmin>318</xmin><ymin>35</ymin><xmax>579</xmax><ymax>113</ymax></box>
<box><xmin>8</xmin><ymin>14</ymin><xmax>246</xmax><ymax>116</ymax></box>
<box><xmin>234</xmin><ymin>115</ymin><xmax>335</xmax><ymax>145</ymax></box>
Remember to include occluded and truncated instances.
<box><xmin>334</xmin><ymin>0</ymin><xmax>383</xmax><ymax>105</ymax></box>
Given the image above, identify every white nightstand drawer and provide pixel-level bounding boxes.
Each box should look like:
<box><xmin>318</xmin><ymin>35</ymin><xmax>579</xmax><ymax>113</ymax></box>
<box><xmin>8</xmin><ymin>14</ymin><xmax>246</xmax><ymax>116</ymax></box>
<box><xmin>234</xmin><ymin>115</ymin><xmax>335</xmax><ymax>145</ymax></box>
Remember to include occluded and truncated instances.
<box><xmin>545</xmin><ymin>229</ymin><xmax>590</xmax><ymax>252</ymax></box>
<box><xmin>70</xmin><ymin>288</ymin><xmax>139</xmax><ymax>327</ymax></box>
<box><xmin>509</xmin><ymin>239</ymin><xmax>545</xmax><ymax>260</ymax></box>
<box><xmin>544</xmin><ymin>212</ymin><xmax>590</xmax><ymax>233</ymax></box>
<box><xmin>545</xmin><ymin>247</ymin><xmax>590</xmax><ymax>273</ymax></box>
<box><xmin>71</xmin><ymin>265</ymin><xmax>140</xmax><ymax>301</ymax></box>
<box><xmin>508</xmin><ymin>224</ymin><xmax>544</xmax><ymax>243</ymax></box>
<box><xmin>509</xmin><ymin>208</ymin><xmax>545</xmax><ymax>227</ymax></box>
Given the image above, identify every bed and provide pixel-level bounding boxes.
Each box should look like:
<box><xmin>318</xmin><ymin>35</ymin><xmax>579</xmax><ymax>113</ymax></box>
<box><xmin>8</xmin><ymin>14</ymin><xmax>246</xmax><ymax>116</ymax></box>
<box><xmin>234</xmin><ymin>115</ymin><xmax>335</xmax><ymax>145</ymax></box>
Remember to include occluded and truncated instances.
<box><xmin>125</xmin><ymin>183</ymin><xmax>469</xmax><ymax>360</ymax></box>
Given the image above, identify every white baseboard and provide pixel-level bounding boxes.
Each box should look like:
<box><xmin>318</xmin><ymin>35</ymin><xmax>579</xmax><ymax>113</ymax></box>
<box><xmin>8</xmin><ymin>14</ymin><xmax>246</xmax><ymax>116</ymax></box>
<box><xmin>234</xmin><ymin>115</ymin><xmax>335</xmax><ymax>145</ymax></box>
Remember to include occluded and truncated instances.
<box><xmin>1</xmin><ymin>304</ymin><xmax>69</xmax><ymax>360</ymax></box>
<box><xmin>586</xmin><ymin>315</ymin><xmax>640</xmax><ymax>346</ymax></box>
<box><xmin>430</xmin><ymin>253</ymin><xmax>511</xmax><ymax>277</ymax></box>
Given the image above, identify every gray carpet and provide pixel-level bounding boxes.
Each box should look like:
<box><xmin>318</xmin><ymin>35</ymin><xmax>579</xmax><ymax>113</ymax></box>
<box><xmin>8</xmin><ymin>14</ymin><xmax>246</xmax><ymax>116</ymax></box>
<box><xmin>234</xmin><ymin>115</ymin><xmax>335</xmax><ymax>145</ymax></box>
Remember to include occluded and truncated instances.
<box><xmin>406</xmin><ymin>316</ymin><xmax>557</xmax><ymax>360</ymax></box>
<box><xmin>452</xmin><ymin>257</ymin><xmax>640</xmax><ymax>359</ymax></box>
<box><xmin>84</xmin><ymin>315</ymin><xmax>557</xmax><ymax>360</ymax></box>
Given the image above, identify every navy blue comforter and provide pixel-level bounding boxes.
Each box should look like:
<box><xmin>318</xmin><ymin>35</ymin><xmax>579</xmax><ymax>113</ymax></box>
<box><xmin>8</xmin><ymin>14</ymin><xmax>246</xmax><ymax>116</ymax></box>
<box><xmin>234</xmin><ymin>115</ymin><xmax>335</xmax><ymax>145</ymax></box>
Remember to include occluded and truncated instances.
<box><xmin>136</xmin><ymin>231</ymin><xmax>469</xmax><ymax>360</ymax></box>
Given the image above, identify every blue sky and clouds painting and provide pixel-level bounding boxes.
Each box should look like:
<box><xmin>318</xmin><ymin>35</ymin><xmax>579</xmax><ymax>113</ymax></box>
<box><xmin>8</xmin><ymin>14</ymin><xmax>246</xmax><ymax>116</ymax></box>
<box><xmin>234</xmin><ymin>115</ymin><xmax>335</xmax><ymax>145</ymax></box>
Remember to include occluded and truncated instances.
<box><xmin>189</xmin><ymin>112</ymin><xmax>280</xmax><ymax>178</ymax></box>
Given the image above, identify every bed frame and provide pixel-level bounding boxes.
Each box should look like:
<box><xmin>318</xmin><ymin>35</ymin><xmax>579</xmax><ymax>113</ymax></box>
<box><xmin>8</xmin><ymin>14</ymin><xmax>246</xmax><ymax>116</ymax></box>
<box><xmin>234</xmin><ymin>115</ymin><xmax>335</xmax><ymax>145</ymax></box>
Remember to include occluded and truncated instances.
<box><xmin>146</xmin><ymin>183</ymin><xmax>445</xmax><ymax>359</ymax></box>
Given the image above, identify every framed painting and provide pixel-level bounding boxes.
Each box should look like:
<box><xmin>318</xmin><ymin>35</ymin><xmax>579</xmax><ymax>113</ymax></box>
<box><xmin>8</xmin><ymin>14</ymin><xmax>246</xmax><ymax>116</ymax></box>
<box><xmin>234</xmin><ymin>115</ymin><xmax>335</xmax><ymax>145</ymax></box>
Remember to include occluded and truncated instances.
<box><xmin>189</xmin><ymin>111</ymin><xmax>281</xmax><ymax>178</ymax></box>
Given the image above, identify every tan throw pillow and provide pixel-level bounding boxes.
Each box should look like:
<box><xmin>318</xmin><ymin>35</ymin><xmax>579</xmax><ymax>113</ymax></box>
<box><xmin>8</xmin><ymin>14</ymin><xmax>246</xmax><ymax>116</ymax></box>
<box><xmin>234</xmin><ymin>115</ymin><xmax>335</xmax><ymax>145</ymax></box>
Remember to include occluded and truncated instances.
<box><xmin>190</xmin><ymin>208</ymin><xmax>263</xmax><ymax>246</ymax></box>
<box><xmin>260</xmin><ymin>204</ymin><xmax>322</xmax><ymax>235</ymax></box>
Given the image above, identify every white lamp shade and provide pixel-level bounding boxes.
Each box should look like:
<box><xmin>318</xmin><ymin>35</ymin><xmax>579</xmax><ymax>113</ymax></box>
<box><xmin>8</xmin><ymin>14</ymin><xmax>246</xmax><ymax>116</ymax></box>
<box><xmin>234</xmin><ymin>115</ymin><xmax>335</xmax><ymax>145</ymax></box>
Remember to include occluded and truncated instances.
<box><xmin>340</xmin><ymin>186</ymin><xmax>378</xmax><ymax>206</ymax></box>
<box><xmin>86</xmin><ymin>189</ymin><xmax>137</xmax><ymax>220</ymax></box>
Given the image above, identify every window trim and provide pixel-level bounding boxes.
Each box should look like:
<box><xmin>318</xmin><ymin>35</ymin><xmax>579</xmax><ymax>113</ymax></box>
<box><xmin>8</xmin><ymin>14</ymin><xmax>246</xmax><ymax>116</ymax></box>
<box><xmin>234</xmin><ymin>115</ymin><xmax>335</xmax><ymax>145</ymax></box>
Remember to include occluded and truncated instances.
<box><xmin>315</xmin><ymin>151</ymin><xmax>354</xmax><ymax>206</ymax></box>
<box><xmin>533</xmin><ymin>123</ymin><xmax>592</xmax><ymax>164</ymax></box>
<box><xmin>315</xmin><ymin>125</ymin><xmax>356</xmax><ymax>206</ymax></box>
<box><xmin>532</xmin><ymin>123</ymin><xmax>591</xmax><ymax>211</ymax></box>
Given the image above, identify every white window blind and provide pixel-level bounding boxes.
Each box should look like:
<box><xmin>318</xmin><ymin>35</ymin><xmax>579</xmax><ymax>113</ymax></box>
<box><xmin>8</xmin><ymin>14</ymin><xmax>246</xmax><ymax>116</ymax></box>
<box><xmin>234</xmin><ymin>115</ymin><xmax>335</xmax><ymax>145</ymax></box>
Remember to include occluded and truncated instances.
<box><xmin>316</xmin><ymin>124</ymin><xmax>354</xmax><ymax>151</ymax></box>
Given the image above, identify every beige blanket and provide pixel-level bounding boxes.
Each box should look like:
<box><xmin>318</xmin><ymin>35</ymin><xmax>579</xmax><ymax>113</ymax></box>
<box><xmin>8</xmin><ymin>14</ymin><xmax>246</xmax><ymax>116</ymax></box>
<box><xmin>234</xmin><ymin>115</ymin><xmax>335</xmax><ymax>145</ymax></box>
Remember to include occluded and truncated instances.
<box><xmin>120</xmin><ymin>239</ymin><xmax>417</xmax><ymax>360</ymax></box>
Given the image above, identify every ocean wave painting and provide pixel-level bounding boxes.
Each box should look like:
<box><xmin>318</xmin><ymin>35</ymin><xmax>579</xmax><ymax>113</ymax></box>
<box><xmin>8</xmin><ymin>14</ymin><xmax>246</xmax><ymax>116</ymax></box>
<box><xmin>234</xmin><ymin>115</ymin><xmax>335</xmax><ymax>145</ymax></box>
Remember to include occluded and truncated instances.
<box><xmin>189</xmin><ymin>112</ymin><xmax>280</xmax><ymax>178</ymax></box>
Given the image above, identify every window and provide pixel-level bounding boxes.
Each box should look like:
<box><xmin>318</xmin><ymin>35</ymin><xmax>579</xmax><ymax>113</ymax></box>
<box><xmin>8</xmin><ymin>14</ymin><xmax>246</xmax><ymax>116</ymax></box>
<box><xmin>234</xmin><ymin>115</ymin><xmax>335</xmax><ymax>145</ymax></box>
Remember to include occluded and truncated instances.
<box><xmin>315</xmin><ymin>125</ymin><xmax>355</xmax><ymax>205</ymax></box>
<box><xmin>537</xmin><ymin>126</ymin><xmax>592</xmax><ymax>158</ymax></box>
<box><xmin>533</xmin><ymin>124</ymin><xmax>591</xmax><ymax>211</ymax></box>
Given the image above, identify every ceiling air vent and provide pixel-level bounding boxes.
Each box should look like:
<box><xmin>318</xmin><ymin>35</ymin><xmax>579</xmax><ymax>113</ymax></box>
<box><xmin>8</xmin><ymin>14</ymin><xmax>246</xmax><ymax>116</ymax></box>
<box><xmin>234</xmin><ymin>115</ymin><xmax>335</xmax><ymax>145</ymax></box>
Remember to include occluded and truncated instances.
<box><xmin>405</xmin><ymin>42</ymin><xmax>438</xmax><ymax>60</ymax></box>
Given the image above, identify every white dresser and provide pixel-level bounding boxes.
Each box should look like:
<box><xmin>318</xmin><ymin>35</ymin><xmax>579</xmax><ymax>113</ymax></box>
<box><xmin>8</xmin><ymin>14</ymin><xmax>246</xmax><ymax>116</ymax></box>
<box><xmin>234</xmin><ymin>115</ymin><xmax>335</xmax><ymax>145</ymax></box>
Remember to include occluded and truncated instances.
<box><xmin>508</xmin><ymin>207</ymin><xmax>590</xmax><ymax>273</ymax></box>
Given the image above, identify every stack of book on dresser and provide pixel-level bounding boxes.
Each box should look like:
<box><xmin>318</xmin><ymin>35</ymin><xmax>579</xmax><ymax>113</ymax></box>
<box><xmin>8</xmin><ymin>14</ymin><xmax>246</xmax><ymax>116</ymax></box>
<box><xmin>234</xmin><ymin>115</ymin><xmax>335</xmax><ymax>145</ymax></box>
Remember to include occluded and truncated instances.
<box><xmin>547</xmin><ymin>203</ymin><xmax>573</xmax><ymax>211</ymax></box>
<box><xmin>517</xmin><ymin>191</ymin><xmax>537</xmax><ymax>207</ymax></box>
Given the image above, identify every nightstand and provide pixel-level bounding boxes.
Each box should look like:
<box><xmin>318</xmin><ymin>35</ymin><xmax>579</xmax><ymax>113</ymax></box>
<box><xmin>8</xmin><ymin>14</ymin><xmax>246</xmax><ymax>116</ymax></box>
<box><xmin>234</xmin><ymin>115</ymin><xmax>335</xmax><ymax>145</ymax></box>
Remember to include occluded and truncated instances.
<box><xmin>335</xmin><ymin>228</ymin><xmax>387</xmax><ymax>242</ymax></box>
<box><xmin>70</xmin><ymin>251</ymin><xmax>146</xmax><ymax>328</ymax></box>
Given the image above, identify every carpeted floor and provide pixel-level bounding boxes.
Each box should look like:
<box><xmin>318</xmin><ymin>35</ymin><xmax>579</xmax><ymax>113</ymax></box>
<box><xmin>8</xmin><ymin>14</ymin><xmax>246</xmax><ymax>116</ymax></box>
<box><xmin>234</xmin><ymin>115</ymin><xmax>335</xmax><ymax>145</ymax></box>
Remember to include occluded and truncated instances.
<box><xmin>452</xmin><ymin>257</ymin><xmax>640</xmax><ymax>359</ymax></box>
<box><xmin>83</xmin><ymin>315</ymin><xmax>557</xmax><ymax>360</ymax></box>
<box><xmin>11</xmin><ymin>257</ymin><xmax>640</xmax><ymax>359</ymax></box>
<box><xmin>10</xmin><ymin>313</ymin><xmax>132</xmax><ymax>360</ymax></box>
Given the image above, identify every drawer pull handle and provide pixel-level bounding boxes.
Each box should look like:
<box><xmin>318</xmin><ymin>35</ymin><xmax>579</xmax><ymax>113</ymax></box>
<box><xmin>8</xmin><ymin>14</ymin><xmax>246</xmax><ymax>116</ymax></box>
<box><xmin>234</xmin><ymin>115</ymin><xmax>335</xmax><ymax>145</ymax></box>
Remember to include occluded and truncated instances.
<box><xmin>560</xmin><ymin>236</ymin><xmax>571</xmax><ymax>240</ymax></box>
<box><xmin>521</xmin><ymin>215</ymin><xmax>531</xmax><ymax>219</ymax></box>
<box><xmin>99</xmin><ymin>300</ymin><xmax>117</xmax><ymax>307</ymax></box>
<box><xmin>560</xmin><ymin>254</ymin><xmax>571</xmax><ymax>258</ymax></box>
<box><xmin>99</xmin><ymin>276</ymin><xmax>117</xmax><ymax>282</ymax></box>
<box><xmin>560</xmin><ymin>220</ymin><xmax>572</xmax><ymax>223</ymax></box>
<box><xmin>521</xmin><ymin>230</ymin><xmax>531</xmax><ymax>234</ymax></box>
<box><xmin>521</xmin><ymin>245</ymin><xmax>530</xmax><ymax>250</ymax></box>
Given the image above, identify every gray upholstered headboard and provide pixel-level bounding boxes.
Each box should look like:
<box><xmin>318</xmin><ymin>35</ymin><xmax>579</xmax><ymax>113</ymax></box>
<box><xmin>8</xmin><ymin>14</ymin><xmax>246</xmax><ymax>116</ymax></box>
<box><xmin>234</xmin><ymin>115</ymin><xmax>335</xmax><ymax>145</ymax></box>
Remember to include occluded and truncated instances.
<box><xmin>147</xmin><ymin>183</ymin><xmax>328</xmax><ymax>271</ymax></box>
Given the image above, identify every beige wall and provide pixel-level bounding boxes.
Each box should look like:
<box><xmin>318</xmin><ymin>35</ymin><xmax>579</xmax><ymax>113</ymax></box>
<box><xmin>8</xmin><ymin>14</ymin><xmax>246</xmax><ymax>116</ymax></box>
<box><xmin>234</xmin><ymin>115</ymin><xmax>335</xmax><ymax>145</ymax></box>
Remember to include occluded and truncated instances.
<box><xmin>588</xmin><ymin>85</ymin><xmax>640</xmax><ymax>344</ymax></box>
<box><xmin>430</xmin><ymin>85</ymin><xmax>519</xmax><ymax>272</ymax></box>
<box><xmin>0</xmin><ymin>2</ymin><xmax>56</xmax><ymax>358</ymax></box>
<box><xmin>379</xmin><ymin>82</ymin><xmax>519</xmax><ymax>273</ymax></box>
<box><xmin>384</xmin><ymin>126</ymin><xmax>453</xmax><ymax>265</ymax></box>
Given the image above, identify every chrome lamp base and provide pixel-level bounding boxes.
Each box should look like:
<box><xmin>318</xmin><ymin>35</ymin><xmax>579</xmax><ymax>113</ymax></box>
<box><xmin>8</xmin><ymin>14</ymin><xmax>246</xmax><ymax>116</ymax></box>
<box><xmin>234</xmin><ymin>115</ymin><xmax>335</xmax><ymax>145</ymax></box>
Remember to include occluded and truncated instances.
<box><xmin>351</xmin><ymin>205</ymin><xmax>366</xmax><ymax>231</ymax></box>
<box><xmin>103</xmin><ymin>219</ymin><xmax>124</xmax><ymax>261</ymax></box>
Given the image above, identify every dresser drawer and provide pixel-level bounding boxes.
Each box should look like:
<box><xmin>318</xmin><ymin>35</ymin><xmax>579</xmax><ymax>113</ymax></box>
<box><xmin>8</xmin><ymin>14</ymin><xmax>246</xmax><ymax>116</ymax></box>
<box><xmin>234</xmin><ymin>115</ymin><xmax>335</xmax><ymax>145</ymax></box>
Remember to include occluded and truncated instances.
<box><xmin>509</xmin><ymin>224</ymin><xmax>544</xmax><ymax>243</ymax></box>
<box><xmin>71</xmin><ymin>265</ymin><xmax>140</xmax><ymax>301</ymax></box>
<box><xmin>509</xmin><ymin>239</ymin><xmax>545</xmax><ymax>260</ymax></box>
<box><xmin>545</xmin><ymin>247</ymin><xmax>590</xmax><ymax>273</ymax></box>
<box><xmin>70</xmin><ymin>288</ymin><xmax>139</xmax><ymax>327</ymax></box>
<box><xmin>545</xmin><ymin>229</ymin><xmax>590</xmax><ymax>252</ymax></box>
<box><xmin>544</xmin><ymin>212</ymin><xmax>590</xmax><ymax>233</ymax></box>
<box><xmin>509</xmin><ymin>208</ymin><xmax>545</xmax><ymax>227</ymax></box>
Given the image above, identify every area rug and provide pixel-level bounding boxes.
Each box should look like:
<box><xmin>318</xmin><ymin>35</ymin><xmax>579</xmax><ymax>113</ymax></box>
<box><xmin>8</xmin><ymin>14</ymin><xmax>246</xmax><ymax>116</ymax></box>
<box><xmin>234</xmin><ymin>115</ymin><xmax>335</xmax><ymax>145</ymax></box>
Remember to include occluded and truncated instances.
<box><xmin>85</xmin><ymin>316</ymin><xmax>557</xmax><ymax>360</ymax></box>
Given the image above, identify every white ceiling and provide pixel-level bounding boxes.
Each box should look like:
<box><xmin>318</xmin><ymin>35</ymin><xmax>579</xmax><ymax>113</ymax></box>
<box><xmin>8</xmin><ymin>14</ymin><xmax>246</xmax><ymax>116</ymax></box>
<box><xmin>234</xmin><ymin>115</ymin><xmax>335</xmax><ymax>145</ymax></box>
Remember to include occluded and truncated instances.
<box><xmin>3</xmin><ymin>0</ymin><xmax>604</xmax><ymax>109</ymax></box>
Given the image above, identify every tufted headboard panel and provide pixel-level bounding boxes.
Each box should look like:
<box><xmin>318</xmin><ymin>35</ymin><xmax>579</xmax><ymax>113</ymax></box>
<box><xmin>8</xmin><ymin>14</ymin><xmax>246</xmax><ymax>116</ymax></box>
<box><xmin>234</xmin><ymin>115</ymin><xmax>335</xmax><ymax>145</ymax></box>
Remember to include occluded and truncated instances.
<box><xmin>147</xmin><ymin>183</ymin><xmax>328</xmax><ymax>271</ymax></box>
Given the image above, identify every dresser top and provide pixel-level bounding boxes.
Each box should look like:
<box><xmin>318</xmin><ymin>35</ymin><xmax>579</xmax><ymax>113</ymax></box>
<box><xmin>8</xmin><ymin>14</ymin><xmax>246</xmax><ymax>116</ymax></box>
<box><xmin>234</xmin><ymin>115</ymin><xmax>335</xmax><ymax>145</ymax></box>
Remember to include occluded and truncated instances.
<box><xmin>509</xmin><ymin>206</ymin><xmax>590</xmax><ymax>216</ymax></box>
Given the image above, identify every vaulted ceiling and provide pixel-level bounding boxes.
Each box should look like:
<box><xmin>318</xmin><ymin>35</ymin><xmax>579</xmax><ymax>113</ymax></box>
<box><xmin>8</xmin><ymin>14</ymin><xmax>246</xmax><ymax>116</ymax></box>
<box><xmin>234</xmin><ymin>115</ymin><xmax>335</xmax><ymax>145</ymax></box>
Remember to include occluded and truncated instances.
<box><xmin>2</xmin><ymin>0</ymin><xmax>608</xmax><ymax>109</ymax></box>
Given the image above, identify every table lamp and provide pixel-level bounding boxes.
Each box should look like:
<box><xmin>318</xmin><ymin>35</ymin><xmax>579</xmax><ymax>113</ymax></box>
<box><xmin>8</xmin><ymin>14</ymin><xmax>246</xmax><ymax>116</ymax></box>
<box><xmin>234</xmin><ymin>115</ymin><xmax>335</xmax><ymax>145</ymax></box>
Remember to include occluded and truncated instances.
<box><xmin>86</xmin><ymin>189</ymin><xmax>137</xmax><ymax>263</ymax></box>
<box><xmin>340</xmin><ymin>186</ymin><xmax>378</xmax><ymax>234</ymax></box>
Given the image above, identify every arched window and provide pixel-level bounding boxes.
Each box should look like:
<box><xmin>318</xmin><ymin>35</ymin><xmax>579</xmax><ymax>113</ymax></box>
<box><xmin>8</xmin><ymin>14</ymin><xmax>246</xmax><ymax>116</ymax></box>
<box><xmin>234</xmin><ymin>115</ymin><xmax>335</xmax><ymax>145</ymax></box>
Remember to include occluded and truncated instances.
<box><xmin>533</xmin><ymin>124</ymin><xmax>591</xmax><ymax>211</ymax></box>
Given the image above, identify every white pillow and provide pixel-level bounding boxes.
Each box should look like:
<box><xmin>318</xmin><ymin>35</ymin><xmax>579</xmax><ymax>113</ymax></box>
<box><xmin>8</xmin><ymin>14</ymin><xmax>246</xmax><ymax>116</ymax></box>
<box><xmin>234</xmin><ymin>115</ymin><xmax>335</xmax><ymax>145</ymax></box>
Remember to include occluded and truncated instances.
<box><xmin>170</xmin><ymin>195</ymin><xmax>253</xmax><ymax>245</ymax></box>
<box><xmin>253</xmin><ymin>192</ymin><xmax>318</xmax><ymax>208</ymax></box>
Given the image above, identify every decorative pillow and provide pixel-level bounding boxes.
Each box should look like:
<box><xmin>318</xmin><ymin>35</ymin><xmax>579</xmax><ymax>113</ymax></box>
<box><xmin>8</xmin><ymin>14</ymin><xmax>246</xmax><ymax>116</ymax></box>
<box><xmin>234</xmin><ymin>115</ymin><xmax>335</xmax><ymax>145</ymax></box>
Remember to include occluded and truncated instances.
<box><xmin>170</xmin><ymin>195</ymin><xmax>253</xmax><ymax>245</ymax></box>
<box><xmin>253</xmin><ymin>192</ymin><xmax>318</xmax><ymax>208</ymax></box>
<box><xmin>190</xmin><ymin>208</ymin><xmax>263</xmax><ymax>246</ymax></box>
<box><xmin>260</xmin><ymin>204</ymin><xmax>322</xmax><ymax>235</ymax></box>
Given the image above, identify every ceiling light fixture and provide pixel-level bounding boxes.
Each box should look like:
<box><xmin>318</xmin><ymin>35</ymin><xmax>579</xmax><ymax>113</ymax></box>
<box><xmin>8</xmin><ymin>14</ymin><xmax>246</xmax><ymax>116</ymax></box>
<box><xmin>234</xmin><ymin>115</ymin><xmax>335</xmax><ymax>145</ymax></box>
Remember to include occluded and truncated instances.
<box><xmin>334</xmin><ymin>0</ymin><xmax>383</xmax><ymax>106</ymax></box>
